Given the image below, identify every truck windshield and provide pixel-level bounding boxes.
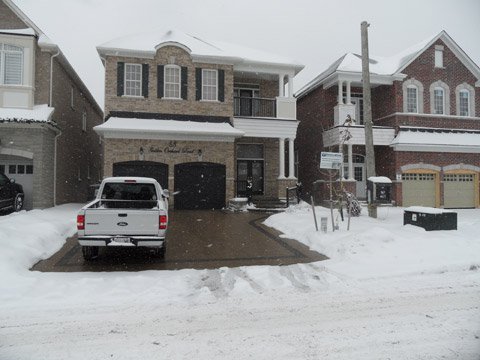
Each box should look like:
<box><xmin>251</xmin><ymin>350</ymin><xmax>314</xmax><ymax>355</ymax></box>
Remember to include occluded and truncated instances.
<box><xmin>101</xmin><ymin>183</ymin><xmax>157</xmax><ymax>201</ymax></box>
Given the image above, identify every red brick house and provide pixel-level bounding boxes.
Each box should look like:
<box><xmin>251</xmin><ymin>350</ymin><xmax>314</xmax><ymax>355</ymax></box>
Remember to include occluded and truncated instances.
<box><xmin>296</xmin><ymin>31</ymin><xmax>480</xmax><ymax>208</ymax></box>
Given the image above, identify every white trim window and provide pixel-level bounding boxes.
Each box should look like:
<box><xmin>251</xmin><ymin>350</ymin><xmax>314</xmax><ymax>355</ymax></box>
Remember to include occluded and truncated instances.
<box><xmin>124</xmin><ymin>63</ymin><xmax>142</xmax><ymax>97</ymax></box>
<box><xmin>164</xmin><ymin>65</ymin><xmax>180</xmax><ymax>99</ymax></box>
<box><xmin>433</xmin><ymin>87</ymin><xmax>445</xmax><ymax>114</ymax></box>
<box><xmin>458</xmin><ymin>89</ymin><xmax>470</xmax><ymax>117</ymax></box>
<box><xmin>0</xmin><ymin>44</ymin><xmax>24</xmax><ymax>85</ymax></box>
<box><xmin>406</xmin><ymin>85</ymin><xmax>418</xmax><ymax>113</ymax></box>
<box><xmin>202</xmin><ymin>69</ymin><xmax>218</xmax><ymax>101</ymax></box>
<box><xmin>434</xmin><ymin>45</ymin><xmax>444</xmax><ymax>68</ymax></box>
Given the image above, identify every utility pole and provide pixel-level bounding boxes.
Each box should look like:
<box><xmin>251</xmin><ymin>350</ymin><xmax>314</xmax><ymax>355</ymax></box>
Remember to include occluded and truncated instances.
<box><xmin>361</xmin><ymin>21</ymin><xmax>377</xmax><ymax>218</ymax></box>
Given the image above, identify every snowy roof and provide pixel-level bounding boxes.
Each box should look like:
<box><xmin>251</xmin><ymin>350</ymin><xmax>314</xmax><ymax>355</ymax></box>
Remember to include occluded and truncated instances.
<box><xmin>94</xmin><ymin>117</ymin><xmax>245</xmax><ymax>141</ymax></box>
<box><xmin>391</xmin><ymin>127</ymin><xmax>480</xmax><ymax>153</ymax></box>
<box><xmin>404</xmin><ymin>206</ymin><xmax>455</xmax><ymax>214</ymax></box>
<box><xmin>0</xmin><ymin>28</ymin><xmax>35</xmax><ymax>36</ymax></box>
<box><xmin>97</xmin><ymin>29</ymin><xmax>303</xmax><ymax>73</ymax></box>
<box><xmin>368</xmin><ymin>176</ymin><xmax>392</xmax><ymax>184</ymax></box>
<box><xmin>296</xmin><ymin>31</ymin><xmax>480</xmax><ymax>98</ymax></box>
<box><xmin>0</xmin><ymin>104</ymin><xmax>55</xmax><ymax>125</ymax></box>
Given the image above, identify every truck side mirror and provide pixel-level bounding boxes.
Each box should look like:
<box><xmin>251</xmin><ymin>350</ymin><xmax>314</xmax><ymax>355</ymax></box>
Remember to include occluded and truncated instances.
<box><xmin>162</xmin><ymin>189</ymin><xmax>170</xmax><ymax>199</ymax></box>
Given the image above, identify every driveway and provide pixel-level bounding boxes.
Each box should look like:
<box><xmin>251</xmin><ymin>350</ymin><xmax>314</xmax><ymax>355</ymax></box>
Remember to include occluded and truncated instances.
<box><xmin>32</xmin><ymin>210</ymin><xmax>327</xmax><ymax>272</ymax></box>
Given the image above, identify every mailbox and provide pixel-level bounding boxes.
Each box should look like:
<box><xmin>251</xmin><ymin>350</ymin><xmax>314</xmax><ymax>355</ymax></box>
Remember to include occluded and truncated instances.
<box><xmin>367</xmin><ymin>176</ymin><xmax>392</xmax><ymax>204</ymax></box>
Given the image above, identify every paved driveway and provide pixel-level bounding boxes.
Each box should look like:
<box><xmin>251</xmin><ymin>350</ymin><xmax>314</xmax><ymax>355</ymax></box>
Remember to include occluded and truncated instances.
<box><xmin>32</xmin><ymin>210</ymin><xmax>327</xmax><ymax>272</ymax></box>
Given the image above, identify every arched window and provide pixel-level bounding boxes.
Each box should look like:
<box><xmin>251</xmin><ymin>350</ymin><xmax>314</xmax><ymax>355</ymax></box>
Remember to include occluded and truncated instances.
<box><xmin>164</xmin><ymin>65</ymin><xmax>181</xmax><ymax>99</ymax></box>
<box><xmin>429</xmin><ymin>80</ymin><xmax>450</xmax><ymax>115</ymax></box>
<box><xmin>403</xmin><ymin>78</ymin><xmax>424</xmax><ymax>113</ymax></box>
<box><xmin>455</xmin><ymin>83</ymin><xmax>475</xmax><ymax>117</ymax></box>
<box><xmin>433</xmin><ymin>87</ymin><xmax>445</xmax><ymax>114</ymax></box>
<box><xmin>406</xmin><ymin>85</ymin><xmax>418</xmax><ymax>113</ymax></box>
<box><xmin>0</xmin><ymin>44</ymin><xmax>24</xmax><ymax>85</ymax></box>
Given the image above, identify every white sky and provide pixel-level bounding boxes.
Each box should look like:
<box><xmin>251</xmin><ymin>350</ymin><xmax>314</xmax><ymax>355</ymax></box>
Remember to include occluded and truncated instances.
<box><xmin>13</xmin><ymin>0</ymin><xmax>480</xmax><ymax>111</ymax></box>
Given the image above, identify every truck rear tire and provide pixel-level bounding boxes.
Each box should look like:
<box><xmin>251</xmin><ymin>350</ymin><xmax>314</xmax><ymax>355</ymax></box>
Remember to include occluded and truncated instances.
<box><xmin>82</xmin><ymin>246</ymin><xmax>99</xmax><ymax>260</ymax></box>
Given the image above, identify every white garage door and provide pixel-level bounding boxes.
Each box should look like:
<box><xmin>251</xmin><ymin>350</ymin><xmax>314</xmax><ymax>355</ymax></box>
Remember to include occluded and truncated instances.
<box><xmin>402</xmin><ymin>173</ymin><xmax>436</xmax><ymax>207</ymax></box>
<box><xmin>0</xmin><ymin>156</ymin><xmax>34</xmax><ymax>210</ymax></box>
<box><xmin>444</xmin><ymin>174</ymin><xmax>475</xmax><ymax>208</ymax></box>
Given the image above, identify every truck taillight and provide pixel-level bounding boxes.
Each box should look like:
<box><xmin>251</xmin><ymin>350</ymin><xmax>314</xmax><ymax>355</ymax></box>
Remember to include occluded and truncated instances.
<box><xmin>77</xmin><ymin>215</ymin><xmax>85</xmax><ymax>230</ymax></box>
<box><xmin>159</xmin><ymin>215</ymin><xmax>167</xmax><ymax>230</ymax></box>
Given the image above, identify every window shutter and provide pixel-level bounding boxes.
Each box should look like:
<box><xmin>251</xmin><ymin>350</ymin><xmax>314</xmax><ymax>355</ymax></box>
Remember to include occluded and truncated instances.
<box><xmin>157</xmin><ymin>65</ymin><xmax>164</xmax><ymax>98</ymax></box>
<box><xmin>195</xmin><ymin>68</ymin><xmax>202</xmax><ymax>101</ymax></box>
<box><xmin>142</xmin><ymin>64</ymin><xmax>149</xmax><ymax>98</ymax></box>
<box><xmin>218</xmin><ymin>69</ymin><xmax>225</xmax><ymax>102</ymax></box>
<box><xmin>181</xmin><ymin>66</ymin><xmax>188</xmax><ymax>100</ymax></box>
<box><xmin>117</xmin><ymin>62</ymin><xmax>125</xmax><ymax>96</ymax></box>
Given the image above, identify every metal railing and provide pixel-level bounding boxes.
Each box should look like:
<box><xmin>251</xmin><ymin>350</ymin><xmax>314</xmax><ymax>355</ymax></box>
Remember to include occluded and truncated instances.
<box><xmin>286</xmin><ymin>183</ymin><xmax>302</xmax><ymax>208</ymax></box>
<box><xmin>234</xmin><ymin>97</ymin><xmax>276</xmax><ymax>118</ymax></box>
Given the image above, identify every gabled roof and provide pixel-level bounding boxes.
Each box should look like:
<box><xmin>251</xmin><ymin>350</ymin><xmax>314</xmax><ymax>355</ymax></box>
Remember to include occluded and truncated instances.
<box><xmin>97</xmin><ymin>28</ymin><xmax>304</xmax><ymax>74</ymax></box>
<box><xmin>296</xmin><ymin>31</ymin><xmax>480</xmax><ymax>99</ymax></box>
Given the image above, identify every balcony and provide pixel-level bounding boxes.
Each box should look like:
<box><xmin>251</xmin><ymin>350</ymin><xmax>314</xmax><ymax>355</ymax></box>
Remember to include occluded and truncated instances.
<box><xmin>323</xmin><ymin>125</ymin><xmax>395</xmax><ymax>147</ymax></box>
<box><xmin>234</xmin><ymin>97</ymin><xmax>276</xmax><ymax>118</ymax></box>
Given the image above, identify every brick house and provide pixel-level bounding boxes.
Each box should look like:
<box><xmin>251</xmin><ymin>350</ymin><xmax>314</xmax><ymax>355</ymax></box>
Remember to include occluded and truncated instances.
<box><xmin>0</xmin><ymin>0</ymin><xmax>103</xmax><ymax>209</ymax></box>
<box><xmin>296</xmin><ymin>31</ymin><xmax>480</xmax><ymax>208</ymax></box>
<box><xmin>95</xmin><ymin>29</ymin><xmax>303</xmax><ymax>209</ymax></box>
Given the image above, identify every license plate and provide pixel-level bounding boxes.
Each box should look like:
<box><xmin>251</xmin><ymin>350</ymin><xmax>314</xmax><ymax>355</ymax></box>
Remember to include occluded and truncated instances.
<box><xmin>113</xmin><ymin>237</ymin><xmax>131</xmax><ymax>243</ymax></box>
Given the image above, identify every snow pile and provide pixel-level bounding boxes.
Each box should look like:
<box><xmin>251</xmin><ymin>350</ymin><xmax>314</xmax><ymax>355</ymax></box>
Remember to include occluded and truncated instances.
<box><xmin>265</xmin><ymin>203</ymin><xmax>480</xmax><ymax>279</ymax></box>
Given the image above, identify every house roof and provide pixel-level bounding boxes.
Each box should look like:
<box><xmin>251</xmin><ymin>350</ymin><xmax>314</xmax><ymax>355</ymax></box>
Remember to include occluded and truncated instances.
<box><xmin>390</xmin><ymin>127</ymin><xmax>480</xmax><ymax>153</ymax></box>
<box><xmin>94</xmin><ymin>117</ymin><xmax>244</xmax><ymax>142</ymax></box>
<box><xmin>296</xmin><ymin>31</ymin><xmax>480</xmax><ymax>98</ymax></box>
<box><xmin>0</xmin><ymin>104</ymin><xmax>55</xmax><ymax>124</ymax></box>
<box><xmin>97</xmin><ymin>29</ymin><xmax>304</xmax><ymax>74</ymax></box>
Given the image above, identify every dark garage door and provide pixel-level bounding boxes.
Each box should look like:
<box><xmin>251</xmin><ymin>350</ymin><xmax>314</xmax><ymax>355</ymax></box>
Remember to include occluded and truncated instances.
<box><xmin>113</xmin><ymin>161</ymin><xmax>168</xmax><ymax>190</ymax></box>
<box><xmin>174</xmin><ymin>162</ymin><xmax>226</xmax><ymax>210</ymax></box>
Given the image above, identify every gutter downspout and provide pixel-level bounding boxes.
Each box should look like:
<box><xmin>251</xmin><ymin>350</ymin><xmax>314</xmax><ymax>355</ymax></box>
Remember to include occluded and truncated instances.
<box><xmin>49</xmin><ymin>49</ymin><xmax>60</xmax><ymax>206</ymax></box>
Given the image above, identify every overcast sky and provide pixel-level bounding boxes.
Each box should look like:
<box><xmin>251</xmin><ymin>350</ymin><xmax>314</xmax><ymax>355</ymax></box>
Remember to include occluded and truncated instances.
<box><xmin>13</xmin><ymin>0</ymin><xmax>480</xmax><ymax>110</ymax></box>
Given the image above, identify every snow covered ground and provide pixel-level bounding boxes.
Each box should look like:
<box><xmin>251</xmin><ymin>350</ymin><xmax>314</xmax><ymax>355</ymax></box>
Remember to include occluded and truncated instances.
<box><xmin>0</xmin><ymin>203</ymin><xmax>479</xmax><ymax>359</ymax></box>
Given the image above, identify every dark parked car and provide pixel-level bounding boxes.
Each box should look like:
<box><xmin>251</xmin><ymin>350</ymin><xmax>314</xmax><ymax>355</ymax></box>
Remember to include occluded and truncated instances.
<box><xmin>0</xmin><ymin>173</ymin><xmax>24</xmax><ymax>213</ymax></box>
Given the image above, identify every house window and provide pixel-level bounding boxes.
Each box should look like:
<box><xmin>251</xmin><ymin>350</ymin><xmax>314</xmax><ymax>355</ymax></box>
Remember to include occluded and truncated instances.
<box><xmin>26</xmin><ymin>165</ymin><xmax>33</xmax><ymax>174</ymax></box>
<box><xmin>406</xmin><ymin>86</ymin><xmax>418</xmax><ymax>113</ymax></box>
<box><xmin>202</xmin><ymin>69</ymin><xmax>217</xmax><ymax>101</ymax></box>
<box><xmin>434</xmin><ymin>46</ymin><xmax>444</xmax><ymax>68</ymax></box>
<box><xmin>433</xmin><ymin>87</ymin><xmax>444</xmax><ymax>114</ymax></box>
<box><xmin>0</xmin><ymin>44</ymin><xmax>23</xmax><ymax>85</ymax></box>
<box><xmin>125</xmin><ymin>63</ymin><xmax>142</xmax><ymax>96</ymax></box>
<box><xmin>459</xmin><ymin>90</ymin><xmax>470</xmax><ymax>116</ymax></box>
<box><xmin>164</xmin><ymin>65</ymin><xmax>180</xmax><ymax>99</ymax></box>
<box><xmin>82</xmin><ymin>111</ymin><xmax>87</xmax><ymax>131</ymax></box>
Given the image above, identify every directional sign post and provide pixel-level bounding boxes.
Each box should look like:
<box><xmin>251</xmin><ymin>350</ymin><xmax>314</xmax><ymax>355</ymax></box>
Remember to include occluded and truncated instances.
<box><xmin>320</xmin><ymin>152</ymin><xmax>343</xmax><ymax>170</ymax></box>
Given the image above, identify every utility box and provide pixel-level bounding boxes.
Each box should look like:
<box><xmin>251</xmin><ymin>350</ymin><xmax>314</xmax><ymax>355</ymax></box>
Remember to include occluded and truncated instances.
<box><xmin>367</xmin><ymin>176</ymin><xmax>392</xmax><ymax>204</ymax></box>
<box><xmin>404</xmin><ymin>206</ymin><xmax>457</xmax><ymax>231</ymax></box>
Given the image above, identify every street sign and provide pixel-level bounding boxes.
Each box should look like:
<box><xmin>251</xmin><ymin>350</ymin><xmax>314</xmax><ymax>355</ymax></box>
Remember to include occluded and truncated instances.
<box><xmin>320</xmin><ymin>152</ymin><xmax>343</xmax><ymax>169</ymax></box>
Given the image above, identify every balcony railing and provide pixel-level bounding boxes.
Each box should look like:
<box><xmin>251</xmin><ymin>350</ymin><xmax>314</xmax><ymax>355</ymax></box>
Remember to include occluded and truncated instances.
<box><xmin>234</xmin><ymin>97</ymin><xmax>276</xmax><ymax>118</ymax></box>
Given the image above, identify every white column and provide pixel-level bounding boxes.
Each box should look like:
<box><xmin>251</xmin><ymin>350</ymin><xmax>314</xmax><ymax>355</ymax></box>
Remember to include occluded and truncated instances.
<box><xmin>278</xmin><ymin>138</ymin><xmax>285</xmax><ymax>179</ymax></box>
<box><xmin>346</xmin><ymin>81</ymin><xmax>352</xmax><ymax>105</ymax></box>
<box><xmin>348</xmin><ymin>143</ymin><xmax>354</xmax><ymax>180</ymax></box>
<box><xmin>338</xmin><ymin>80</ymin><xmax>344</xmax><ymax>104</ymax></box>
<box><xmin>288</xmin><ymin>138</ymin><xmax>295</xmax><ymax>179</ymax></box>
<box><xmin>287</xmin><ymin>74</ymin><xmax>293</xmax><ymax>98</ymax></box>
<box><xmin>278</xmin><ymin>74</ymin><xmax>285</xmax><ymax>97</ymax></box>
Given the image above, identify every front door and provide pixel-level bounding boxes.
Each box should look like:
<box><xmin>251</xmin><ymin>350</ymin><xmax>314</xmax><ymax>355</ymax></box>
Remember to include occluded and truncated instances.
<box><xmin>354</xmin><ymin>165</ymin><xmax>366</xmax><ymax>199</ymax></box>
<box><xmin>237</xmin><ymin>160</ymin><xmax>264</xmax><ymax>196</ymax></box>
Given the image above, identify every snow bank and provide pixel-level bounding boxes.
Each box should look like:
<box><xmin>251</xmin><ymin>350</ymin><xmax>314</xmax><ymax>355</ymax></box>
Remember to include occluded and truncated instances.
<box><xmin>265</xmin><ymin>202</ymin><xmax>480</xmax><ymax>279</ymax></box>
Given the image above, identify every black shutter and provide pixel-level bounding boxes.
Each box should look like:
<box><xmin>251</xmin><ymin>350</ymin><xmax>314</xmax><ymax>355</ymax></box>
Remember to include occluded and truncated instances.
<box><xmin>195</xmin><ymin>68</ymin><xmax>202</xmax><ymax>101</ymax></box>
<box><xmin>181</xmin><ymin>66</ymin><xmax>188</xmax><ymax>100</ymax></box>
<box><xmin>117</xmin><ymin>62</ymin><xmax>124</xmax><ymax>96</ymax></box>
<box><xmin>157</xmin><ymin>65</ymin><xmax>164</xmax><ymax>98</ymax></box>
<box><xmin>142</xmin><ymin>64</ymin><xmax>149</xmax><ymax>98</ymax></box>
<box><xmin>218</xmin><ymin>69</ymin><xmax>225</xmax><ymax>102</ymax></box>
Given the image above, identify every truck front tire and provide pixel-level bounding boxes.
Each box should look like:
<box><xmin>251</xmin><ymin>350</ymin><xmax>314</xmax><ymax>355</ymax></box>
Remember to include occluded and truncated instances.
<box><xmin>82</xmin><ymin>246</ymin><xmax>99</xmax><ymax>260</ymax></box>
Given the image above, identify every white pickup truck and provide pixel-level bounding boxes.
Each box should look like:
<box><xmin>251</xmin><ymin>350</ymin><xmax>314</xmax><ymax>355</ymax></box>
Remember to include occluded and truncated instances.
<box><xmin>77</xmin><ymin>177</ymin><xmax>169</xmax><ymax>260</ymax></box>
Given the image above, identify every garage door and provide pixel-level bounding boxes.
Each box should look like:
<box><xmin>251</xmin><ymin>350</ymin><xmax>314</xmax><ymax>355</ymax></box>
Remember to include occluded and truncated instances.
<box><xmin>113</xmin><ymin>161</ymin><xmax>168</xmax><ymax>190</ymax></box>
<box><xmin>174</xmin><ymin>162</ymin><xmax>225</xmax><ymax>210</ymax></box>
<box><xmin>0</xmin><ymin>156</ymin><xmax>33</xmax><ymax>210</ymax></box>
<box><xmin>444</xmin><ymin>174</ymin><xmax>475</xmax><ymax>208</ymax></box>
<box><xmin>402</xmin><ymin>173</ymin><xmax>436</xmax><ymax>207</ymax></box>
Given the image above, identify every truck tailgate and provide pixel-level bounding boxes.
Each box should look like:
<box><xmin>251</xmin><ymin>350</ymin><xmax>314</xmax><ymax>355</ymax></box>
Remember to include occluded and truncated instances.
<box><xmin>83</xmin><ymin>209</ymin><xmax>159</xmax><ymax>236</ymax></box>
